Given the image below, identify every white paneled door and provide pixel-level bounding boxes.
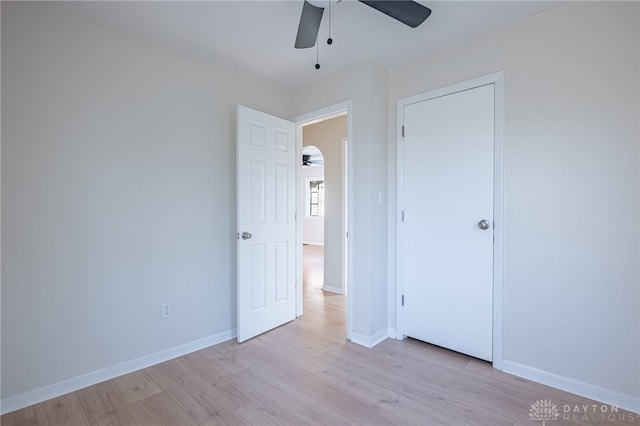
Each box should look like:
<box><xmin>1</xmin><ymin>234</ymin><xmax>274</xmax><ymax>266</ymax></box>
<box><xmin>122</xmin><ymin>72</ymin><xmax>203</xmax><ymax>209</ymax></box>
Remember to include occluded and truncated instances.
<box><xmin>237</xmin><ymin>106</ymin><xmax>296</xmax><ymax>342</ymax></box>
<box><xmin>400</xmin><ymin>84</ymin><xmax>495</xmax><ymax>361</ymax></box>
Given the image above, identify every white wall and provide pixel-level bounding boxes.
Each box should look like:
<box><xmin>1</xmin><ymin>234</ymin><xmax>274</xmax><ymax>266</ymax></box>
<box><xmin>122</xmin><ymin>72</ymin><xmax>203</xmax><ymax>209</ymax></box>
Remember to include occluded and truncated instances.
<box><xmin>1</xmin><ymin>0</ymin><xmax>289</xmax><ymax>405</ymax></box>
<box><xmin>303</xmin><ymin>116</ymin><xmax>347</xmax><ymax>293</ymax></box>
<box><xmin>389</xmin><ymin>1</ymin><xmax>639</xmax><ymax>410</ymax></box>
<box><xmin>291</xmin><ymin>60</ymin><xmax>389</xmax><ymax>344</ymax></box>
<box><xmin>302</xmin><ymin>165</ymin><xmax>325</xmax><ymax>246</ymax></box>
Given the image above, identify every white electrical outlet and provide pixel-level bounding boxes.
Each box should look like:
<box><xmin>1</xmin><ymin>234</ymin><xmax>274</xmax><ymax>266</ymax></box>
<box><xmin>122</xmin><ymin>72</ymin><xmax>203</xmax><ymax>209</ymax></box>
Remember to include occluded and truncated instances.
<box><xmin>161</xmin><ymin>302</ymin><xmax>172</xmax><ymax>319</ymax></box>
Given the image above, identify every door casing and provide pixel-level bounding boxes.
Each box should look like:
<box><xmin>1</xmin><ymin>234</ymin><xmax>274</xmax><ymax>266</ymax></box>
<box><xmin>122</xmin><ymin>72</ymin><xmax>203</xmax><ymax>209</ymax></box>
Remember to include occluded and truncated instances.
<box><xmin>395</xmin><ymin>72</ymin><xmax>505</xmax><ymax>370</ymax></box>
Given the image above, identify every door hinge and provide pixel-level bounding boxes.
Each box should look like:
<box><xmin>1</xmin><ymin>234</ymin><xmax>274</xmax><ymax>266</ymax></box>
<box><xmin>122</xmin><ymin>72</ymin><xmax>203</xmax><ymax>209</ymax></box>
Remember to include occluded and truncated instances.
<box><xmin>401</xmin><ymin>210</ymin><xmax>405</xmax><ymax>222</ymax></box>
<box><xmin>401</xmin><ymin>125</ymin><xmax>405</xmax><ymax>138</ymax></box>
<box><xmin>401</xmin><ymin>294</ymin><xmax>405</xmax><ymax>306</ymax></box>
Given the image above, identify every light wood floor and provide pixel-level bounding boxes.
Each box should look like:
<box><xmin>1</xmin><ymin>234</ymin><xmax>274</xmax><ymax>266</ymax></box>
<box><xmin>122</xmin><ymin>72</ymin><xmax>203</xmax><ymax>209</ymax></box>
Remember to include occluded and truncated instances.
<box><xmin>3</xmin><ymin>245</ymin><xmax>637</xmax><ymax>425</ymax></box>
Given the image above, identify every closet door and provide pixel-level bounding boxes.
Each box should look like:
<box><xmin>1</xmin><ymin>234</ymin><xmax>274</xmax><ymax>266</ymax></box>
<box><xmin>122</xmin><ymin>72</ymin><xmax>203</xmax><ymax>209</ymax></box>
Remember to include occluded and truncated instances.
<box><xmin>401</xmin><ymin>84</ymin><xmax>495</xmax><ymax>361</ymax></box>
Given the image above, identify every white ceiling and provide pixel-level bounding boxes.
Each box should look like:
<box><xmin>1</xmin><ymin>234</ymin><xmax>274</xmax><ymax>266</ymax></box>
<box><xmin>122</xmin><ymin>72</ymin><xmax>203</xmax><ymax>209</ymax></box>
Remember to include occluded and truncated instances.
<box><xmin>59</xmin><ymin>1</ymin><xmax>563</xmax><ymax>89</ymax></box>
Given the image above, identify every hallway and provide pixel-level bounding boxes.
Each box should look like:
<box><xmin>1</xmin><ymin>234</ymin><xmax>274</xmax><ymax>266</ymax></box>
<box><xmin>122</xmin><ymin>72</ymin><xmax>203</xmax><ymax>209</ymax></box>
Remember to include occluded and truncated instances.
<box><xmin>302</xmin><ymin>244</ymin><xmax>346</xmax><ymax>337</ymax></box>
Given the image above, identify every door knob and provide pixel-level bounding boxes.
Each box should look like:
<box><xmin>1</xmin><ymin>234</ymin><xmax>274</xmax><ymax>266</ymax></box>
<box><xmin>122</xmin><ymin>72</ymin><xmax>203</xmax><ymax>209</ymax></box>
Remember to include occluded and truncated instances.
<box><xmin>241</xmin><ymin>231</ymin><xmax>253</xmax><ymax>240</ymax></box>
<box><xmin>477</xmin><ymin>220</ymin><xmax>491</xmax><ymax>230</ymax></box>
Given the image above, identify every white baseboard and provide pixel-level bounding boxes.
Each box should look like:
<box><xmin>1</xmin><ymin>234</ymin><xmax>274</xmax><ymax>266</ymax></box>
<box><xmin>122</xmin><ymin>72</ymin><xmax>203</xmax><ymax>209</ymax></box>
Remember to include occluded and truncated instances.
<box><xmin>322</xmin><ymin>284</ymin><xmax>343</xmax><ymax>294</ymax></box>
<box><xmin>502</xmin><ymin>360</ymin><xmax>640</xmax><ymax>414</ymax></box>
<box><xmin>0</xmin><ymin>328</ymin><xmax>237</xmax><ymax>415</ymax></box>
<box><xmin>350</xmin><ymin>328</ymin><xmax>391</xmax><ymax>348</ymax></box>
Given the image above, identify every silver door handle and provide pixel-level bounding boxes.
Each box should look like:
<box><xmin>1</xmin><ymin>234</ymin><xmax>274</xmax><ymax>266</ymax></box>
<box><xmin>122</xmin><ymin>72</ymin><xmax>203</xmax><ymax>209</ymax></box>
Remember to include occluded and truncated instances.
<box><xmin>477</xmin><ymin>220</ymin><xmax>491</xmax><ymax>230</ymax></box>
<box><xmin>241</xmin><ymin>231</ymin><xmax>253</xmax><ymax>240</ymax></box>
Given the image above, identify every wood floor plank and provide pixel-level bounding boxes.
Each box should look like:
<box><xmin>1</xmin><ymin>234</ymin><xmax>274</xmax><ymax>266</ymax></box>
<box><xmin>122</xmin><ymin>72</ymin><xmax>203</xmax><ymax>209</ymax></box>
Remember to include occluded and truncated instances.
<box><xmin>208</xmin><ymin>370</ymin><xmax>266</xmax><ymax>411</ymax></box>
<box><xmin>218</xmin><ymin>367</ymin><xmax>312</xmax><ymax>425</ymax></box>
<box><xmin>75</xmin><ymin>380</ymin><xmax>141</xmax><ymax>426</ymax></box>
<box><xmin>234</xmin><ymin>403</ymin><xmax>304</xmax><ymax>426</ymax></box>
<box><xmin>237</xmin><ymin>366</ymin><xmax>352</xmax><ymax>425</ymax></box>
<box><xmin>321</xmin><ymin>342</ymin><xmax>453</xmax><ymax>396</ymax></box>
<box><xmin>335</xmin><ymin>372</ymin><xmax>468</xmax><ymax>426</ymax></box>
<box><xmin>112</xmin><ymin>369</ymin><xmax>163</xmax><ymax>405</ymax></box>
<box><xmin>130</xmin><ymin>392</ymin><xmax>196</xmax><ymax>426</ymax></box>
<box><xmin>31</xmin><ymin>393</ymin><xmax>90</xmax><ymax>426</ymax></box>
<box><xmin>375</xmin><ymin>337</ymin><xmax>472</xmax><ymax>370</ymax></box>
<box><xmin>144</xmin><ymin>358</ymin><xmax>245</xmax><ymax>425</ymax></box>
<box><xmin>250</xmin><ymin>334</ymin><xmax>350</xmax><ymax>385</ymax></box>
<box><xmin>0</xmin><ymin>405</ymin><xmax>38</xmax><ymax>426</ymax></box>
<box><xmin>197</xmin><ymin>344</ymin><xmax>253</xmax><ymax>376</ymax></box>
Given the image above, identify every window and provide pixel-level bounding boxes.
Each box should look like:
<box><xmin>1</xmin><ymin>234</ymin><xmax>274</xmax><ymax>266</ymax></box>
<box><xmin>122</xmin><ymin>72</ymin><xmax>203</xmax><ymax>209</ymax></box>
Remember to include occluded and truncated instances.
<box><xmin>309</xmin><ymin>179</ymin><xmax>325</xmax><ymax>216</ymax></box>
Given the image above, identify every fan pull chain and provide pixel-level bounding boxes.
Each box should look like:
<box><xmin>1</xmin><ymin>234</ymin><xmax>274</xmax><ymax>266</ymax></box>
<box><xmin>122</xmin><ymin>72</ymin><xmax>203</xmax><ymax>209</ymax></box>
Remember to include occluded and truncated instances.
<box><xmin>327</xmin><ymin>0</ymin><xmax>333</xmax><ymax>45</ymax></box>
<box><xmin>315</xmin><ymin>39</ymin><xmax>320</xmax><ymax>69</ymax></box>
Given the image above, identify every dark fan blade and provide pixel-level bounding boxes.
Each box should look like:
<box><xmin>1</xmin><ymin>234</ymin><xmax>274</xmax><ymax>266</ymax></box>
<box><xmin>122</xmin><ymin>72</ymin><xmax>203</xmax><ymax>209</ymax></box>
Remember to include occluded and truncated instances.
<box><xmin>295</xmin><ymin>0</ymin><xmax>325</xmax><ymax>49</ymax></box>
<box><xmin>358</xmin><ymin>0</ymin><xmax>431</xmax><ymax>28</ymax></box>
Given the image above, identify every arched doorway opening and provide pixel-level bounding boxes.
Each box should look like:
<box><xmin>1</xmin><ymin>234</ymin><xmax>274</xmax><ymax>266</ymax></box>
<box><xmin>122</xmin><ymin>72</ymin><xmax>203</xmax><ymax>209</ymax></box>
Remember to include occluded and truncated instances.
<box><xmin>302</xmin><ymin>145</ymin><xmax>326</xmax><ymax>297</ymax></box>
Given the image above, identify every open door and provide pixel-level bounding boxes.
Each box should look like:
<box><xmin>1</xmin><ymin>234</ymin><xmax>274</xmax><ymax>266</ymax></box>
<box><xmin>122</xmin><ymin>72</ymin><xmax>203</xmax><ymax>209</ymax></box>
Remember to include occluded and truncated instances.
<box><xmin>236</xmin><ymin>106</ymin><xmax>297</xmax><ymax>342</ymax></box>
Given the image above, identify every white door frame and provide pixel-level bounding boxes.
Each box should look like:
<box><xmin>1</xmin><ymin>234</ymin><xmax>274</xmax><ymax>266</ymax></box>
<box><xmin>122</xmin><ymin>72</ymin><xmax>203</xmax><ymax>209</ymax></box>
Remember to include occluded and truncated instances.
<box><xmin>341</xmin><ymin>136</ymin><xmax>348</xmax><ymax>300</ymax></box>
<box><xmin>293</xmin><ymin>100</ymin><xmax>354</xmax><ymax>341</ymax></box>
<box><xmin>395</xmin><ymin>72</ymin><xmax>504</xmax><ymax>370</ymax></box>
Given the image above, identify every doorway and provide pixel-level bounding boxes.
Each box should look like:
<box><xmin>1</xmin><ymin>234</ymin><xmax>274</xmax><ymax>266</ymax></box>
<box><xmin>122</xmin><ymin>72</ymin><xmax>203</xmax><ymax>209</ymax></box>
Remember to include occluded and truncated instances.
<box><xmin>294</xmin><ymin>102</ymin><xmax>352</xmax><ymax>340</ymax></box>
<box><xmin>301</xmin><ymin>145</ymin><xmax>328</xmax><ymax>303</ymax></box>
<box><xmin>302</xmin><ymin>145</ymin><xmax>326</xmax><ymax>247</ymax></box>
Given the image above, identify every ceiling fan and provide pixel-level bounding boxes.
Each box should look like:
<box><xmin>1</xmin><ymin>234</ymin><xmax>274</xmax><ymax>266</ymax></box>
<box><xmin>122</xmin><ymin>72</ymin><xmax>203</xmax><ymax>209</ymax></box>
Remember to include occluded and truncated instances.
<box><xmin>302</xmin><ymin>154</ymin><xmax>325</xmax><ymax>167</ymax></box>
<box><xmin>295</xmin><ymin>0</ymin><xmax>432</xmax><ymax>49</ymax></box>
<box><xmin>302</xmin><ymin>146</ymin><xmax>325</xmax><ymax>167</ymax></box>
